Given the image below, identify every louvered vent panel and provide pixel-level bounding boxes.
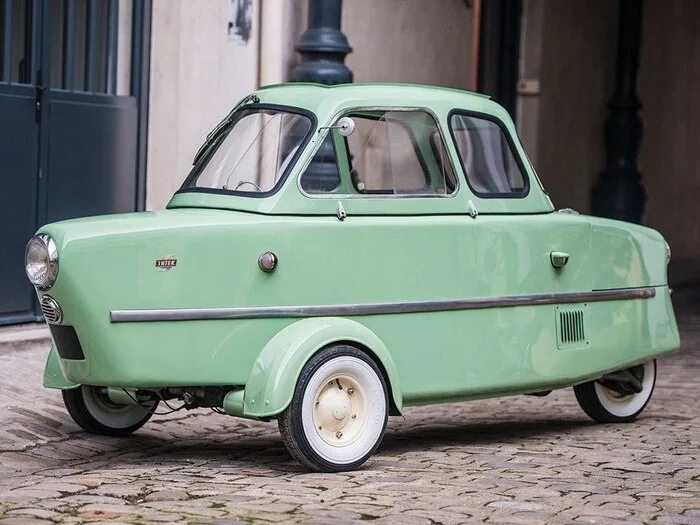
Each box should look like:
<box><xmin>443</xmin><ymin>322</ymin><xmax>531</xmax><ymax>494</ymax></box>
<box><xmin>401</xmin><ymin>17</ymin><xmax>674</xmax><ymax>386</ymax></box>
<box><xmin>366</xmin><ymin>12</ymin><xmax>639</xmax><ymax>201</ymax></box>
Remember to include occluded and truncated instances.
<box><xmin>556</xmin><ymin>307</ymin><xmax>588</xmax><ymax>348</ymax></box>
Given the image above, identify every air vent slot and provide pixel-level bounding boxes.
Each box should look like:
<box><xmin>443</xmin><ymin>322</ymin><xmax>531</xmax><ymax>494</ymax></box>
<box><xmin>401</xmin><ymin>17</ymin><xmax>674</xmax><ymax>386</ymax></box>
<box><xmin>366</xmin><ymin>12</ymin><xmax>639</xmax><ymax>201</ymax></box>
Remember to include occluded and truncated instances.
<box><xmin>556</xmin><ymin>306</ymin><xmax>588</xmax><ymax>348</ymax></box>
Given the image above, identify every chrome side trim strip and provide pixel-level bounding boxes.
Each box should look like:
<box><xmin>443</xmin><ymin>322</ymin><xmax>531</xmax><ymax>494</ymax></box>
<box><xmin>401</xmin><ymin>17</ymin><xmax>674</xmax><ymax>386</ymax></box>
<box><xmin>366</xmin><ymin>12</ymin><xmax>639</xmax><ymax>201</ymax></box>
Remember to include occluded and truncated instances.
<box><xmin>110</xmin><ymin>287</ymin><xmax>656</xmax><ymax>323</ymax></box>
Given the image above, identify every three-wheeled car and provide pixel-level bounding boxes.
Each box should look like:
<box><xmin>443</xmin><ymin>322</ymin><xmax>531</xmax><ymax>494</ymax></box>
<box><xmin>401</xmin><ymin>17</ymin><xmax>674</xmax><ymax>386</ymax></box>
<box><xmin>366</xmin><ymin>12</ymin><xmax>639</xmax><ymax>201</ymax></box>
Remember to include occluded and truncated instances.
<box><xmin>26</xmin><ymin>83</ymin><xmax>679</xmax><ymax>472</ymax></box>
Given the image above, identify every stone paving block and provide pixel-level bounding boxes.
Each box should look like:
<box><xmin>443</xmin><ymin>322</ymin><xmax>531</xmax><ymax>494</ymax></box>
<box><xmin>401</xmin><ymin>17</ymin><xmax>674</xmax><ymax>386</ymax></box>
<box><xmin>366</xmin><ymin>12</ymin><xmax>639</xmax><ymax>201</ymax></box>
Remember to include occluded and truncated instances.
<box><xmin>4</xmin><ymin>509</ymin><xmax>56</xmax><ymax>520</ymax></box>
<box><xmin>0</xmin><ymin>518</ymin><xmax>53</xmax><ymax>525</ymax></box>
<box><xmin>655</xmin><ymin>515</ymin><xmax>700</xmax><ymax>524</ymax></box>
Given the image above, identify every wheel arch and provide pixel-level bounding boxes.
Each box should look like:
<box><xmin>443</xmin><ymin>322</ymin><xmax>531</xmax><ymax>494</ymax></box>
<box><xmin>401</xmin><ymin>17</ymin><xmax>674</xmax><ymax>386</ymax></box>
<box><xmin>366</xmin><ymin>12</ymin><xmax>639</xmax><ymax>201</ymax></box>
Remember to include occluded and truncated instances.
<box><xmin>242</xmin><ymin>317</ymin><xmax>402</xmax><ymax>418</ymax></box>
<box><xmin>331</xmin><ymin>338</ymin><xmax>401</xmax><ymax>416</ymax></box>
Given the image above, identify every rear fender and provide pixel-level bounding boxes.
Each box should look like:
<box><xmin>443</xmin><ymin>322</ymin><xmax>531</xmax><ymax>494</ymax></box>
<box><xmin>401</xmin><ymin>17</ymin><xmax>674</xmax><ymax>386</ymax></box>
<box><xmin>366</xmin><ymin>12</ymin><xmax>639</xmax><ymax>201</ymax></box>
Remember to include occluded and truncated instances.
<box><xmin>243</xmin><ymin>317</ymin><xmax>402</xmax><ymax>418</ymax></box>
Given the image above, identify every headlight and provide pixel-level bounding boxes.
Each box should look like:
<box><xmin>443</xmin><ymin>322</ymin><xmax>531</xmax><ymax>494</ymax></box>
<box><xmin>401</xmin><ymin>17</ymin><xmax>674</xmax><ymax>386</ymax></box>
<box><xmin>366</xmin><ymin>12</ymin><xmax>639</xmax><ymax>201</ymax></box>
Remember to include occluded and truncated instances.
<box><xmin>25</xmin><ymin>234</ymin><xmax>58</xmax><ymax>289</ymax></box>
<box><xmin>665</xmin><ymin>241</ymin><xmax>671</xmax><ymax>265</ymax></box>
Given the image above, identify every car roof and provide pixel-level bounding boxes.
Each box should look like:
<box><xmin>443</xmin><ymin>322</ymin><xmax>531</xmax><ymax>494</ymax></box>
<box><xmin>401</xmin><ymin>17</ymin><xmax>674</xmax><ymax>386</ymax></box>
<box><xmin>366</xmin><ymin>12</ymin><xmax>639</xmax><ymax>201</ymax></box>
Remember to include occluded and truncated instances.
<box><xmin>254</xmin><ymin>82</ymin><xmax>502</xmax><ymax>117</ymax></box>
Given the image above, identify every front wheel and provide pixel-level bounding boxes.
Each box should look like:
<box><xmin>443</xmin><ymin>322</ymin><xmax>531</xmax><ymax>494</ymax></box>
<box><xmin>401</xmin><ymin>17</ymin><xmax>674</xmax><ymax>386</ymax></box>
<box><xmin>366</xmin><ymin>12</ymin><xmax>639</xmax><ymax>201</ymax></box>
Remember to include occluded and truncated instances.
<box><xmin>62</xmin><ymin>386</ymin><xmax>158</xmax><ymax>437</ymax></box>
<box><xmin>574</xmin><ymin>360</ymin><xmax>656</xmax><ymax>423</ymax></box>
<box><xmin>278</xmin><ymin>345</ymin><xmax>389</xmax><ymax>472</ymax></box>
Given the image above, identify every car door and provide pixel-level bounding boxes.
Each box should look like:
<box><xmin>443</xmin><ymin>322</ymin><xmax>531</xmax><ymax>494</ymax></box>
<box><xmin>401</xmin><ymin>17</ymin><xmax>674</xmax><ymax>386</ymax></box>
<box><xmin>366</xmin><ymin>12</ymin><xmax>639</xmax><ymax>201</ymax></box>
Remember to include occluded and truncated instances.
<box><xmin>446</xmin><ymin>110</ymin><xmax>592</xmax><ymax>394</ymax></box>
<box><xmin>292</xmin><ymin>108</ymin><xmax>491</xmax><ymax>404</ymax></box>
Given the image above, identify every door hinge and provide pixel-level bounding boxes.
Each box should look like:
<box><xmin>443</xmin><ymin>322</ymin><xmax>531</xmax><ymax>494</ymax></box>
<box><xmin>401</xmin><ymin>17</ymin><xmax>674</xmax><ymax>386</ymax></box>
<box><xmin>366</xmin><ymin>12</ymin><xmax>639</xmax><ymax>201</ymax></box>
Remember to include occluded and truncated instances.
<box><xmin>35</xmin><ymin>70</ymin><xmax>44</xmax><ymax>123</ymax></box>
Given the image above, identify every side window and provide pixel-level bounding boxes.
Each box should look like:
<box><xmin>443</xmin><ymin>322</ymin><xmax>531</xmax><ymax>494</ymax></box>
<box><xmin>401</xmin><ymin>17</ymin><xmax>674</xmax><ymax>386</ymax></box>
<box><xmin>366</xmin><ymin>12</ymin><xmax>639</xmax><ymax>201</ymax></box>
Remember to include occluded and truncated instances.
<box><xmin>346</xmin><ymin>111</ymin><xmax>456</xmax><ymax>195</ymax></box>
<box><xmin>299</xmin><ymin>134</ymin><xmax>341</xmax><ymax>193</ymax></box>
<box><xmin>300</xmin><ymin>110</ymin><xmax>457</xmax><ymax>196</ymax></box>
<box><xmin>449</xmin><ymin>113</ymin><xmax>527</xmax><ymax>196</ymax></box>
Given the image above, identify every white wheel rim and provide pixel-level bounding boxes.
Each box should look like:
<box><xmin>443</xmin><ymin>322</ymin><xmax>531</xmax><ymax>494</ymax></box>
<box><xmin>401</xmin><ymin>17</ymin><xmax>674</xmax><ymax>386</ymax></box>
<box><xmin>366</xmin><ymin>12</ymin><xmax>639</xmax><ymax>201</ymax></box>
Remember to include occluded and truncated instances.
<box><xmin>594</xmin><ymin>361</ymin><xmax>655</xmax><ymax>417</ymax></box>
<box><xmin>302</xmin><ymin>356</ymin><xmax>386</xmax><ymax>465</ymax></box>
<box><xmin>82</xmin><ymin>386</ymin><xmax>153</xmax><ymax>429</ymax></box>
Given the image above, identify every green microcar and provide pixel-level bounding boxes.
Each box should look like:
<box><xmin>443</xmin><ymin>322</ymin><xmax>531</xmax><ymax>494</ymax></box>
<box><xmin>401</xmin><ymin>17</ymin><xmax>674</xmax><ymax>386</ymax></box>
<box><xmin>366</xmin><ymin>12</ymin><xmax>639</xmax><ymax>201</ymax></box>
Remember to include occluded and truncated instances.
<box><xmin>26</xmin><ymin>83</ymin><xmax>680</xmax><ymax>472</ymax></box>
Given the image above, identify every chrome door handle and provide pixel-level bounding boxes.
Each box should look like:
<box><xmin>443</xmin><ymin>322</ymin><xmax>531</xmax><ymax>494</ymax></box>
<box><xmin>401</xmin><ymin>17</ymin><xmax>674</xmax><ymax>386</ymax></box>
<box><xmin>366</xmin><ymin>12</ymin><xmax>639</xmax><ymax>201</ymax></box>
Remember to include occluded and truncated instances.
<box><xmin>550</xmin><ymin>251</ymin><xmax>570</xmax><ymax>268</ymax></box>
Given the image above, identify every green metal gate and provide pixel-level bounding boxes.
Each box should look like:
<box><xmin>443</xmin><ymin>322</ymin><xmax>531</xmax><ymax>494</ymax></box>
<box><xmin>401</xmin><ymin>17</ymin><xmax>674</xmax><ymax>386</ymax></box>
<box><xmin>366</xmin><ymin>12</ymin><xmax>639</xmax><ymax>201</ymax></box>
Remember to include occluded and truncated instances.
<box><xmin>0</xmin><ymin>0</ymin><xmax>151</xmax><ymax>325</ymax></box>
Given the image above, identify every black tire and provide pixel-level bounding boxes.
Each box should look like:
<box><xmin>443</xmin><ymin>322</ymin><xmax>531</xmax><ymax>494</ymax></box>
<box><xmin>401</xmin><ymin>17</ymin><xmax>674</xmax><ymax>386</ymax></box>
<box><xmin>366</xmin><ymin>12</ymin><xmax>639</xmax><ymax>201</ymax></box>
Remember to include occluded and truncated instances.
<box><xmin>62</xmin><ymin>386</ymin><xmax>158</xmax><ymax>437</ymax></box>
<box><xmin>573</xmin><ymin>360</ymin><xmax>656</xmax><ymax>423</ymax></box>
<box><xmin>278</xmin><ymin>345</ymin><xmax>389</xmax><ymax>472</ymax></box>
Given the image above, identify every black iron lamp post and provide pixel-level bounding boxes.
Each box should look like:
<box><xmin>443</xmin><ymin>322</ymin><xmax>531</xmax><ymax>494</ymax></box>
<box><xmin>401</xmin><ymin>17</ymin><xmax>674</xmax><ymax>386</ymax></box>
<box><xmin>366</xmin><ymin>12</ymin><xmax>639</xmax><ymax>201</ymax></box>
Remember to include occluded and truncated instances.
<box><xmin>291</xmin><ymin>0</ymin><xmax>352</xmax><ymax>191</ymax></box>
<box><xmin>291</xmin><ymin>0</ymin><xmax>352</xmax><ymax>84</ymax></box>
<box><xmin>592</xmin><ymin>0</ymin><xmax>646</xmax><ymax>223</ymax></box>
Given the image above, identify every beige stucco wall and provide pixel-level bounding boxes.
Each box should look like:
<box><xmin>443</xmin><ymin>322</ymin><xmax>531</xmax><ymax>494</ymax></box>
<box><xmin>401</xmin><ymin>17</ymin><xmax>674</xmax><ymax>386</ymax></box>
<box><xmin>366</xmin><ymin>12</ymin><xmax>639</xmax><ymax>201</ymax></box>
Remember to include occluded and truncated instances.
<box><xmin>259</xmin><ymin>0</ymin><xmax>305</xmax><ymax>85</ymax></box>
<box><xmin>341</xmin><ymin>0</ymin><xmax>473</xmax><ymax>89</ymax></box>
<box><xmin>146</xmin><ymin>0</ymin><xmax>260</xmax><ymax>210</ymax></box>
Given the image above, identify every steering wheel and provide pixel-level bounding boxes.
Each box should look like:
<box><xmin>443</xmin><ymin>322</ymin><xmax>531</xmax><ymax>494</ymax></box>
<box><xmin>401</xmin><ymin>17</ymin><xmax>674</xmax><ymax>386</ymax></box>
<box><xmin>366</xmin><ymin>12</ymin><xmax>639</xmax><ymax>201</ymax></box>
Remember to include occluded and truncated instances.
<box><xmin>234</xmin><ymin>181</ymin><xmax>263</xmax><ymax>192</ymax></box>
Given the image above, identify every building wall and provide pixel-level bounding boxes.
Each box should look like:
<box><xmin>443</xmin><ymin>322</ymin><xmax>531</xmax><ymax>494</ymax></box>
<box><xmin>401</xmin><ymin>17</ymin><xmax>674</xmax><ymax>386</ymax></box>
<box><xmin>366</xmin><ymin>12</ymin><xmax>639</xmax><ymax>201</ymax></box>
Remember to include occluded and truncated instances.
<box><xmin>146</xmin><ymin>0</ymin><xmax>260</xmax><ymax>210</ymax></box>
<box><xmin>521</xmin><ymin>0</ymin><xmax>700</xmax><ymax>282</ymax></box>
<box><xmin>341</xmin><ymin>0</ymin><xmax>473</xmax><ymax>89</ymax></box>
<box><xmin>145</xmin><ymin>0</ymin><xmax>474</xmax><ymax>209</ymax></box>
<box><xmin>519</xmin><ymin>0</ymin><xmax>617</xmax><ymax>214</ymax></box>
<box><xmin>640</xmin><ymin>0</ymin><xmax>700</xmax><ymax>274</ymax></box>
<box><xmin>259</xmin><ymin>0</ymin><xmax>305</xmax><ymax>85</ymax></box>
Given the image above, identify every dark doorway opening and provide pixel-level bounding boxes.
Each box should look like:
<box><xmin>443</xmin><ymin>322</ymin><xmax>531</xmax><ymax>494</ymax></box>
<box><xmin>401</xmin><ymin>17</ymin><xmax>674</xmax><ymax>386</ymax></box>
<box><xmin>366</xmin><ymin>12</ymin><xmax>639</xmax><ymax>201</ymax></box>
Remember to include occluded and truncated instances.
<box><xmin>477</xmin><ymin>0</ymin><xmax>522</xmax><ymax>120</ymax></box>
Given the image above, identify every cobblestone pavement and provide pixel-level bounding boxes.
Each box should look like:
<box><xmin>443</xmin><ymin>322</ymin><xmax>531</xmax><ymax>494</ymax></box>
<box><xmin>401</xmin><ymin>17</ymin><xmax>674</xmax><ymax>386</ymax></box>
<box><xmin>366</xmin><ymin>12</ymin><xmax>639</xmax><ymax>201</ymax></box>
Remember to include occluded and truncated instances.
<box><xmin>0</xmin><ymin>293</ymin><xmax>698</xmax><ymax>524</ymax></box>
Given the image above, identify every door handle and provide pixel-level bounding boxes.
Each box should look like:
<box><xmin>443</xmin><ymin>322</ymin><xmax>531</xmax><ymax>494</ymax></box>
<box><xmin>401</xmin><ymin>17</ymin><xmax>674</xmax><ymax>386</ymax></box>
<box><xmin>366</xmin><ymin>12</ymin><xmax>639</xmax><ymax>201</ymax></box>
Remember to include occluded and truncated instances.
<box><xmin>550</xmin><ymin>251</ymin><xmax>570</xmax><ymax>268</ymax></box>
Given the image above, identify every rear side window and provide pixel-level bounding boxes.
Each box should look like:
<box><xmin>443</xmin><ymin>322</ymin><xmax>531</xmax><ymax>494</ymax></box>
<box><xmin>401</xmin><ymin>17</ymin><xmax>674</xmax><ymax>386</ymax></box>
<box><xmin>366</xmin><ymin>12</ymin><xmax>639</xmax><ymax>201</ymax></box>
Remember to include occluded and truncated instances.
<box><xmin>449</xmin><ymin>113</ymin><xmax>527</xmax><ymax>197</ymax></box>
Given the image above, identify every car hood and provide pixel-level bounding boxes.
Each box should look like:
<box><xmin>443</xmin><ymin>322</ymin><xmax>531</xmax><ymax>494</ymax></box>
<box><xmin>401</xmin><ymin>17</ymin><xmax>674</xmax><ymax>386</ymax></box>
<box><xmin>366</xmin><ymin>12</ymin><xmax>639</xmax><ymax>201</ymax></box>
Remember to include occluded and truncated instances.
<box><xmin>38</xmin><ymin>208</ymin><xmax>263</xmax><ymax>245</ymax></box>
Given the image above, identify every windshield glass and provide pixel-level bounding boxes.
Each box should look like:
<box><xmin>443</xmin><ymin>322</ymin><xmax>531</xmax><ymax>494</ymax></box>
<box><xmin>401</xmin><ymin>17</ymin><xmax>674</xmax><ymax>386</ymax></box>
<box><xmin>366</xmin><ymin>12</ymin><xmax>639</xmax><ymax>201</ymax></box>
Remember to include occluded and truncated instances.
<box><xmin>183</xmin><ymin>108</ymin><xmax>313</xmax><ymax>194</ymax></box>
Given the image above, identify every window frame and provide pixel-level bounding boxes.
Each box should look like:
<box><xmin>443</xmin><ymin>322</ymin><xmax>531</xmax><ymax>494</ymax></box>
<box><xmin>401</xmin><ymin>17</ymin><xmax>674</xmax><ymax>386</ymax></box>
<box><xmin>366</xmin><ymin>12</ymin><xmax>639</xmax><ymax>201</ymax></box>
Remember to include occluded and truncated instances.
<box><xmin>297</xmin><ymin>106</ymin><xmax>460</xmax><ymax>199</ymax></box>
<box><xmin>428</xmin><ymin>131</ymin><xmax>457</xmax><ymax>195</ymax></box>
<box><xmin>177</xmin><ymin>103</ymin><xmax>317</xmax><ymax>199</ymax></box>
<box><xmin>447</xmin><ymin>109</ymin><xmax>530</xmax><ymax>199</ymax></box>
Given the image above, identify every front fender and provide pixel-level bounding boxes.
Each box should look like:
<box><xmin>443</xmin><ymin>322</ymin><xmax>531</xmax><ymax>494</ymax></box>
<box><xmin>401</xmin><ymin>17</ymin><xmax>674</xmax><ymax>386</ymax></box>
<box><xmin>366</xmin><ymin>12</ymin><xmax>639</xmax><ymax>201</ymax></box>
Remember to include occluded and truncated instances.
<box><xmin>43</xmin><ymin>346</ymin><xmax>80</xmax><ymax>389</ymax></box>
<box><xmin>243</xmin><ymin>317</ymin><xmax>402</xmax><ymax>418</ymax></box>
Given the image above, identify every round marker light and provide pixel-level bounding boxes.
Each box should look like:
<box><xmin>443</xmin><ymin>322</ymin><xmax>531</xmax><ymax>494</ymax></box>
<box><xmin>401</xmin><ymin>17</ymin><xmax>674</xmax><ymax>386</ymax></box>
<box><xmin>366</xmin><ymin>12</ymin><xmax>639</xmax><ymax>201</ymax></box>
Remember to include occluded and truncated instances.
<box><xmin>258</xmin><ymin>251</ymin><xmax>278</xmax><ymax>272</ymax></box>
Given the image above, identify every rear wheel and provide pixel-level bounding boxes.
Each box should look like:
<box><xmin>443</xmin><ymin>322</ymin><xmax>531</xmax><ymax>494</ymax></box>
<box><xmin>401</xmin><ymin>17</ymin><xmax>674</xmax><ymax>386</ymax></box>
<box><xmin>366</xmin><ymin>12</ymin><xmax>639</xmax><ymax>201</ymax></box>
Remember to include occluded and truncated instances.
<box><xmin>62</xmin><ymin>386</ymin><xmax>158</xmax><ymax>437</ymax></box>
<box><xmin>278</xmin><ymin>345</ymin><xmax>388</xmax><ymax>472</ymax></box>
<box><xmin>574</xmin><ymin>360</ymin><xmax>656</xmax><ymax>423</ymax></box>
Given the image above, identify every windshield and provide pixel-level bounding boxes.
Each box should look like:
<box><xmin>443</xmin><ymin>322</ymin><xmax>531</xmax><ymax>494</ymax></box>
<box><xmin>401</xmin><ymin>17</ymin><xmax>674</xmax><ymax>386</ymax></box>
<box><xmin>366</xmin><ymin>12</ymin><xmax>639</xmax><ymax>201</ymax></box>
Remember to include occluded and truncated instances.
<box><xmin>182</xmin><ymin>107</ymin><xmax>313</xmax><ymax>194</ymax></box>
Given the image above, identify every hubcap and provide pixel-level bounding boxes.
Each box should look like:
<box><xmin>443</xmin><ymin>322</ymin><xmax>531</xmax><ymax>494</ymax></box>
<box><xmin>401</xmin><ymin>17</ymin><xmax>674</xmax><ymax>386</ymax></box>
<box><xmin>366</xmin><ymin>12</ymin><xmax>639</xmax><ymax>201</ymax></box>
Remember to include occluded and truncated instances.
<box><xmin>312</xmin><ymin>375</ymin><xmax>367</xmax><ymax>446</ymax></box>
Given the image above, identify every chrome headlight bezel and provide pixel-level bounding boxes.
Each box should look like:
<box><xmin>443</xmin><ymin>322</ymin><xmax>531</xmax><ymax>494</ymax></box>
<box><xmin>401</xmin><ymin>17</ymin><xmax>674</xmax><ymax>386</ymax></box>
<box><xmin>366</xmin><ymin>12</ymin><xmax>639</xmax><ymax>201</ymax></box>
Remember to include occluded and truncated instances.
<box><xmin>25</xmin><ymin>234</ymin><xmax>59</xmax><ymax>289</ymax></box>
<box><xmin>665</xmin><ymin>241</ymin><xmax>671</xmax><ymax>265</ymax></box>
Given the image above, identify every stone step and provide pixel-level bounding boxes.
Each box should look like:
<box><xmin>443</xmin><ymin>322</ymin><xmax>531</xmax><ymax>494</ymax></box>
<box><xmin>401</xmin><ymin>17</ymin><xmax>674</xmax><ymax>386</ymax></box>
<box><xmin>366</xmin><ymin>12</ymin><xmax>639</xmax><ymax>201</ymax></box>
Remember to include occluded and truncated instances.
<box><xmin>0</xmin><ymin>323</ymin><xmax>51</xmax><ymax>352</ymax></box>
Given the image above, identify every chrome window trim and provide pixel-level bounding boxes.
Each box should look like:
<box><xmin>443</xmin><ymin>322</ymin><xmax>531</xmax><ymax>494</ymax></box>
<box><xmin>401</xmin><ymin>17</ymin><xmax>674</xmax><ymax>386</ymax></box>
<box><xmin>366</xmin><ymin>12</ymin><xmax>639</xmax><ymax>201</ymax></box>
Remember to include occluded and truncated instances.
<box><xmin>111</xmin><ymin>287</ymin><xmax>656</xmax><ymax>323</ymax></box>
